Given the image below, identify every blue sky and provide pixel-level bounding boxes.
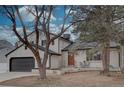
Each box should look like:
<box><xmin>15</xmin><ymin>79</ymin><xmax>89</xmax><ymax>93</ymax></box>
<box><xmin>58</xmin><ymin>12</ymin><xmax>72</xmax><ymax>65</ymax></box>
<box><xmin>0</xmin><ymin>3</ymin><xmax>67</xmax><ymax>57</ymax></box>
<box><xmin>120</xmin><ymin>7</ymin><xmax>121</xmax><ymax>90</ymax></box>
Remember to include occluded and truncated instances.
<box><xmin>0</xmin><ymin>5</ymin><xmax>75</xmax><ymax>45</ymax></box>
<box><xmin>0</xmin><ymin>6</ymin><xmax>65</xmax><ymax>26</ymax></box>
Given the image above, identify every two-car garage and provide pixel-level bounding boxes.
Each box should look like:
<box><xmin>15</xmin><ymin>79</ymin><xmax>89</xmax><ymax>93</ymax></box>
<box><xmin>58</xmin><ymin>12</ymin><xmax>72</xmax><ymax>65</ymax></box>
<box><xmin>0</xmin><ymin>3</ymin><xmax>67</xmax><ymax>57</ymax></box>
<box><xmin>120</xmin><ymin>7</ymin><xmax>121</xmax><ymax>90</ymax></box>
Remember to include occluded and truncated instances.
<box><xmin>10</xmin><ymin>57</ymin><xmax>35</xmax><ymax>72</ymax></box>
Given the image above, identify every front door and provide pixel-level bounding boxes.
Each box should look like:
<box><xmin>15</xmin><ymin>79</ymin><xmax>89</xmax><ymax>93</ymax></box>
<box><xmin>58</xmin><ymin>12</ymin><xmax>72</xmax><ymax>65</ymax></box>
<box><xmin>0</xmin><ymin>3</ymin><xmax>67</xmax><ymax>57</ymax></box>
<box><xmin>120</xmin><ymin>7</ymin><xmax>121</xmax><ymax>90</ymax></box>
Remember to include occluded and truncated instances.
<box><xmin>68</xmin><ymin>53</ymin><xmax>75</xmax><ymax>66</ymax></box>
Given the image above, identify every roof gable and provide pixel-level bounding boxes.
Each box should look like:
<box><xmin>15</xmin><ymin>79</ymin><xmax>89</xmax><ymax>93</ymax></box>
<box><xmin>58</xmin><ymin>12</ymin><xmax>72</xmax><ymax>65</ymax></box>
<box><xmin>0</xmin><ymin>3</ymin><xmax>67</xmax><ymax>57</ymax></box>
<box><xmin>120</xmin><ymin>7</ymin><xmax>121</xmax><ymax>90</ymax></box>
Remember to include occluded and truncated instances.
<box><xmin>5</xmin><ymin>43</ymin><xmax>60</xmax><ymax>57</ymax></box>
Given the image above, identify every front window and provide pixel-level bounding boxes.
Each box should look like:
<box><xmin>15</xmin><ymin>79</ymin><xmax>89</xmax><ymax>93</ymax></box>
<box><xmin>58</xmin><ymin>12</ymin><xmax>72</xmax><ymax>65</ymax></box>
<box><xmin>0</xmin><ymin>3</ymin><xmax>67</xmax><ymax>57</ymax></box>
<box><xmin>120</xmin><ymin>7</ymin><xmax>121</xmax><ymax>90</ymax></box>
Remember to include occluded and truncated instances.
<box><xmin>86</xmin><ymin>50</ymin><xmax>101</xmax><ymax>61</ymax></box>
<box><xmin>41</xmin><ymin>40</ymin><xmax>46</xmax><ymax>46</ymax></box>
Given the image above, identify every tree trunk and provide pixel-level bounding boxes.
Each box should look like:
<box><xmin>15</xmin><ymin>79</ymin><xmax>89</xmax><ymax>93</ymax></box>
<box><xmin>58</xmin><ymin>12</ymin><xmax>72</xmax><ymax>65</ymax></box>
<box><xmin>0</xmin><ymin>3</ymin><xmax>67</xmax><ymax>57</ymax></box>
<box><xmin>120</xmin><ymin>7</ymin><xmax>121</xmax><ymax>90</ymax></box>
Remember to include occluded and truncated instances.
<box><xmin>101</xmin><ymin>43</ymin><xmax>110</xmax><ymax>76</ymax></box>
<box><xmin>42</xmin><ymin>44</ymin><xmax>49</xmax><ymax>68</ymax></box>
<box><xmin>35</xmin><ymin>56</ymin><xmax>47</xmax><ymax>79</ymax></box>
<box><xmin>39</xmin><ymin>43</ymin><xmax>50</xmax><ymax>79</ymax></box>
<box><xmin>35</xmin><ymin>52</ymin><xmax>47</xmax><ymax>79</ymax></box>
<box><xmin>35</xmin><ymin>43</ymin><xmax>50</xmax><ymax>79</ymax></box>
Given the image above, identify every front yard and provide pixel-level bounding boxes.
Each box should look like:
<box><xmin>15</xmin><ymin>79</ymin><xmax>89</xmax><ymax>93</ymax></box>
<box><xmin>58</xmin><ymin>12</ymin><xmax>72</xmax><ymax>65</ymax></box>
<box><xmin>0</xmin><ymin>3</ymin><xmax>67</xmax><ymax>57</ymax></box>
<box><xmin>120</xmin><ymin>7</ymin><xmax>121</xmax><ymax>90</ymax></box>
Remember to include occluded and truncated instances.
<box><xmin>0</xmin><ymin>71</ymin><xmax>124</xmax><ymax>87</ymax></box>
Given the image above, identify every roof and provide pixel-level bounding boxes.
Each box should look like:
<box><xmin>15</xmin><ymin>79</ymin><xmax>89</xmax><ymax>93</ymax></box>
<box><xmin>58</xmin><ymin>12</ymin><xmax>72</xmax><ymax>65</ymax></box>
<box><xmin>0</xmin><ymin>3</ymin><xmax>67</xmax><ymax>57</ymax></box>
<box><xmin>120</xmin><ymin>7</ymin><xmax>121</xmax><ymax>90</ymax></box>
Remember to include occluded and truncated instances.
<box><xmin>49</xmin><ymin>32</ymin><xmax>73</xmax><ymax>43</ymax></box>
<box><xmin>0</xmin><ymin>40</ymin><xmax>14</xmax><ymax>50</ymax></box>
<box><xmin>5</xmin><ymin>44</ymin><xmax>61</xmax><ymax>57</ymax></box>
<box><xmin>32</xmin><ymin>44</ymin><xmax>61</xmax><ymax>55</ymax></box>
<box><xmin>17</xmin><ymin>31</ymin><xmax>73</xmax><ymax>44</ymax></box>
<box><xmin>62</xmin><ymin>41</ymin><xmax>120</xmax><ymax>51</ymax></box>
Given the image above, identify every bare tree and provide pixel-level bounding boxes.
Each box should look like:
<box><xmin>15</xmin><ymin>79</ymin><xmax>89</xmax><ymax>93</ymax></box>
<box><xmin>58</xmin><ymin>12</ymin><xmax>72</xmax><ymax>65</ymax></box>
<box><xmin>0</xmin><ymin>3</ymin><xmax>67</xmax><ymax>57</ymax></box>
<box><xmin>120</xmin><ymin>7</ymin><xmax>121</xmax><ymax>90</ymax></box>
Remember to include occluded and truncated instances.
<box><xmin>1</xmin><ymin>5</ymin><xmax>76</xmax><ymax>79</ymax></box>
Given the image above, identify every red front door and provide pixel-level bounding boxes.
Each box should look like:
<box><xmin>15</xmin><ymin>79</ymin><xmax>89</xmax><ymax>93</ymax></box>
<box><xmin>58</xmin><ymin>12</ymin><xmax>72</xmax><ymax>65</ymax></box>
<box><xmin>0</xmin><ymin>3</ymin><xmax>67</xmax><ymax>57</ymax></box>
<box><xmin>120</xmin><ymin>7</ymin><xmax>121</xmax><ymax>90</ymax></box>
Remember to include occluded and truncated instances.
<box><xmin>68</xmin><ymin>53</ymin><xmax>75</xmax><ymax>66</ymax></box>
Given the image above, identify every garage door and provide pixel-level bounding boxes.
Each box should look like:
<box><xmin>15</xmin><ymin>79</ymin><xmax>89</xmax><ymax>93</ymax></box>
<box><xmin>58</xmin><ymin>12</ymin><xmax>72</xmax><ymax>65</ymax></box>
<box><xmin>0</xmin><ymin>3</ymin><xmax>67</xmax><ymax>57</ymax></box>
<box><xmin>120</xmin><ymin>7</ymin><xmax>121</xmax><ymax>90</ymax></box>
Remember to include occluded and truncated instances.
<box><xmin>10</xmin><ymin>57</ymin><xmax>35</xmax><ymax>72</ymax></box>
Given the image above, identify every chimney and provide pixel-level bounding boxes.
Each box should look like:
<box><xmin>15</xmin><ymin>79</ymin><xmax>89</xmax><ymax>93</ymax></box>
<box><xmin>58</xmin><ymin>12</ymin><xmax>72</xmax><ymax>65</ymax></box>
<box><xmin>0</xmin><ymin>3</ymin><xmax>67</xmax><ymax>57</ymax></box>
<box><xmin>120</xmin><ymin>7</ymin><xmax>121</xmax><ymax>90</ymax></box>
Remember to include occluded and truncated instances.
<box><xmin>63</xmin><ymin>34</ymin><xmax>70</xmax><ymax>40</ymax></box>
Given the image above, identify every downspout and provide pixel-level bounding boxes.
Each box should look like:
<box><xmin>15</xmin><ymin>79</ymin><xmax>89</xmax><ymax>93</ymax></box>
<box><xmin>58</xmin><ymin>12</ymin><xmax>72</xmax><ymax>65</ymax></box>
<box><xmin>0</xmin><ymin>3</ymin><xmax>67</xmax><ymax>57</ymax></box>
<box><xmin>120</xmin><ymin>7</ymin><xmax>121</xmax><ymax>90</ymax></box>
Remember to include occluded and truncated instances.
<box><xmin>118</xmin><ymin>50</ymin><xmax>121</xmax><ymax>70</ymax></box>
<box><xmin>120</xmin><ymin>46</ymin><xmax>124</xmax><ymax>72</ymax></box>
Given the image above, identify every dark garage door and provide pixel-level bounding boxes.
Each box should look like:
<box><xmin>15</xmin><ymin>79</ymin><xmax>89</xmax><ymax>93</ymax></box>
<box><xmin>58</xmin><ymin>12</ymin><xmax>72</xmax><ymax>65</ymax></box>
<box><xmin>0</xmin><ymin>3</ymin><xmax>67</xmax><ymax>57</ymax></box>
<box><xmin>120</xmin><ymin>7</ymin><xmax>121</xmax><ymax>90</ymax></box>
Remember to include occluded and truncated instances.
<box><xmin>10</xmin><ymin>57</ymin><xmax>35</xmax><ymax>72</ymax></box>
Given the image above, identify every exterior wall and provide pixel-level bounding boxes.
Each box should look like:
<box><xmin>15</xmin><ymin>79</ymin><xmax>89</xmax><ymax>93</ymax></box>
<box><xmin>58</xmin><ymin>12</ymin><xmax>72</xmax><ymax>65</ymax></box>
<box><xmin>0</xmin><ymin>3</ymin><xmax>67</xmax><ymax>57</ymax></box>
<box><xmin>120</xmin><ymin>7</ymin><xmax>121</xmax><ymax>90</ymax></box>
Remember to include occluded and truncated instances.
<box><xmin>49</xmin><ymin>38</ymin><xmax>59</xmax><ymax>53</ymax></box>
<box><xmin>6</xmin><ymin>46</ymin><xmax>49</xmax><ymax>72</ymax></box>
<box><xmin>120</xmin><ymin>46</ymin><xmax>124</xmax><ymax>70</ymax></box>
<box><xmin>17</xmin><ymin>32</ymin><xmax>60</xmax><ymax>53</ymax></box>
<box><xmin>41</xmin><ymin>34</ymin><xmax>71</xmax><ymax>53</ymax></box>
<box><xmin>62</xmin><ymin>48</ymin><xmax>120</xmax><ymax>71</ymax></box>
<box><xmin>62</xmin><ymin>51</ymin><xmax>68</xmax><ymax>67</ymax></box>
<box><xmin>0</xmin><ymin>63</ymin><xmax>8</xmax><ymax>73</ymax></box>
<box><xmin>50</xmin><ymin>55</ymin><xmax>61</xmax><ymax>69</ymax></box>
<box><xmin>0</xmin><ymin>48</ymin><xmax>12</xmax><ymax>63</ymax></box>
<box><xmin>110</xmin><ymin>48</ymin><xmax>119</xmax><ymax>69</ymax></box>
<box><xmin>0</xmin><ymin>48</ymin><xmax>13</xmax><ymax>73</ymax></box>
<box><xmin>88</xmin><ymin>60</ymin><xmax>102</xmax><ymax>68</ymax></box>
<box><xmin>74</xmin><ymin>50</ymin><xmax>87</xmax><ymax>68</ymax></box>
<box><xmin>59</xmin><ymin>39</ymin><xmax>71</xmax><ymax>53</ymax></box>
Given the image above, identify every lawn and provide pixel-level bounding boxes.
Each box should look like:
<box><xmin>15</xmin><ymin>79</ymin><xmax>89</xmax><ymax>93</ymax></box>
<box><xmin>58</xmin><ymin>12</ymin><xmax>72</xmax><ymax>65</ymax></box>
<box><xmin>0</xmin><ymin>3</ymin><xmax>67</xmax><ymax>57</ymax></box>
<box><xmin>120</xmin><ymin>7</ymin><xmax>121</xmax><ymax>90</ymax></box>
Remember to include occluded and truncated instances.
<box><xmin>0</xmin><ymin>71</ymin><xmax>124</xmax><ymax>87</ymax></box>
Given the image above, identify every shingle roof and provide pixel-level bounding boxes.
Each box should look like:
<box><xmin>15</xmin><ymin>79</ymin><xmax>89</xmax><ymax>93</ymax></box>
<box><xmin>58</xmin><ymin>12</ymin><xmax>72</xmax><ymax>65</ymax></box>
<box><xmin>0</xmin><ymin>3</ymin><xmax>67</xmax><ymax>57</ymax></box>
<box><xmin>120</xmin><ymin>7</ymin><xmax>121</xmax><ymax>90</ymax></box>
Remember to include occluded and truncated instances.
<box><xmin>62</xmin><ymin>41</ymin><xmax>120</xmax><ymax>51</ymax></box>
<box><xmin>0</xmin><ymin>40</ymin><xmax>14</xmax><ymax>50</ymax></box>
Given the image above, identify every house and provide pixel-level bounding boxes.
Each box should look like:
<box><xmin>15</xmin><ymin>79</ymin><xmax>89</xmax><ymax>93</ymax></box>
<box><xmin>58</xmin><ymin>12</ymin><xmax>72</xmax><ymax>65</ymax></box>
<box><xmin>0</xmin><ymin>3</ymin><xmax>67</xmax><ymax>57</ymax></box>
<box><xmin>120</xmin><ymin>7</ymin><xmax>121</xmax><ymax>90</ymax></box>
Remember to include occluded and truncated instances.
<box><xmin>0</xmin><ymin>40</ymin><xmax>14</xmax><ymax>73</ymax></box>
<box><xmin>3</xmin><ymin>31</ymin><xmax>123</xmax><ymax>73</ymax></box>
<box><xmin>5</xmin><ymin>31</ymin><xmax>72</xmax><ymax>72</ymax></box>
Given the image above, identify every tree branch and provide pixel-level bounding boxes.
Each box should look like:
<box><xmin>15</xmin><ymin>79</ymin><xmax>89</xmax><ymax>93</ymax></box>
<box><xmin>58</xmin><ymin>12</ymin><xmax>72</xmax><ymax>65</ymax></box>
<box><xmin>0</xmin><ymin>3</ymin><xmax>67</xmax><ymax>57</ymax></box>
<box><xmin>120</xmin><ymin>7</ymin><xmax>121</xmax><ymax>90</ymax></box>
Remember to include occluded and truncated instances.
<box><xmin>14</xmin><ymin>6</ymin><xmax>28</xmax><ymax>42</ymax></box>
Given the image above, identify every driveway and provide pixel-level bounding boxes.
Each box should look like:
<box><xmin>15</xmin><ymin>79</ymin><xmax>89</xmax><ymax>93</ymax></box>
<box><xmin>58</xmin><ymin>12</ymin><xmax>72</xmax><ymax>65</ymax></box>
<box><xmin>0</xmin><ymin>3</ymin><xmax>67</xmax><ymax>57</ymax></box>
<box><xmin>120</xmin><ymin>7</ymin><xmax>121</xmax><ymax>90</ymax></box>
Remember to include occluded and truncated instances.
<box><xmin>0</xmin><ymin>72</ymin><xmax>39</xmax><ymax>82</ymax></box>
<box><xmin>0</xmin><ymin>69</ymin><xmax>62</xmax><ymax>83</ymax></box>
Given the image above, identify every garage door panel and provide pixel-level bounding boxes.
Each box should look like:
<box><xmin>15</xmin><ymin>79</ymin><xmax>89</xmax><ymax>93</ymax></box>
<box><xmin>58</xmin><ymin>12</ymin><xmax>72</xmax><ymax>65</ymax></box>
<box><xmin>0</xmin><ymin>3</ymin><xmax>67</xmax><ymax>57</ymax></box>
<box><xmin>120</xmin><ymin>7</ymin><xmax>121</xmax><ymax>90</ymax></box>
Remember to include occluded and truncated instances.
<box><xmin>10</xmin><ymin>57</ymin><xmax>35</xmax><ymax>72</ymax></box>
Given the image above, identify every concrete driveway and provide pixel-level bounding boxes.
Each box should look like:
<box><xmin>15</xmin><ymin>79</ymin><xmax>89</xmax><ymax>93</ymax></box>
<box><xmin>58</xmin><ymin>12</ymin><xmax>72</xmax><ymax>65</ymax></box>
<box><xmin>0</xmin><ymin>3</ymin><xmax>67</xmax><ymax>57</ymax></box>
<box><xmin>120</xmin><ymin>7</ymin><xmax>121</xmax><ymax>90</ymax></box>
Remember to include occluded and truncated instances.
<box><xmin>0</xmin><ymin>72</ymin><xmax>39</xmax><ymax>82</ymax></box>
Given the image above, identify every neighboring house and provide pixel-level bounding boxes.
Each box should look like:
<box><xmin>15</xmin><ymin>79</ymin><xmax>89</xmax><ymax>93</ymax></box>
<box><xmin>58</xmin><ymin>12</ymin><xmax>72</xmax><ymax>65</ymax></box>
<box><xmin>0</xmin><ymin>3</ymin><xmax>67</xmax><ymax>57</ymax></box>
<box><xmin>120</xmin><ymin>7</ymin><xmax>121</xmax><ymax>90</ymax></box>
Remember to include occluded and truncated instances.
<box><xmin>0</xmin><ymin>40</ymin><xmax>14</xmax><ymax>73</ymax></box>
<box><xmin>5</xmin><ymin>31</ymin><xmax>72</xmax><ymax>72</ymax></box>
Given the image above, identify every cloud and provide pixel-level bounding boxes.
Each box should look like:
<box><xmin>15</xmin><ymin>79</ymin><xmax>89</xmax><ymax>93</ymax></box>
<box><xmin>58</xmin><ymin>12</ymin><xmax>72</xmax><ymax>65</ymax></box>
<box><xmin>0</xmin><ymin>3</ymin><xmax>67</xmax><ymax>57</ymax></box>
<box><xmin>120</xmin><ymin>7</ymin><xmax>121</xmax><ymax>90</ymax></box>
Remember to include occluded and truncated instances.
<box><xmin>65</xmin><ymin>8</ymin><xmax>77</xmax><ymax>15</ymax></box>
<box><xmin>0</xmin><ymin>23</ymin><xmax>76</xmax><ymax>46</ymax></box>
<box><xmin>49</xmin><ymin>23</ymin><xmax>76</xmax><ymax>41</ymax></box>
<box><xmin>50</xmin><ymin>23</ymin><xmax>60</xmax><ymax>33</ymax></box>
<box><xmin>18</xmin><ymin>6</ymin><xmax>56</xmax><ymax>22</ymax></box>
<box><xmin>0</xmin><ymin>26</ymin><xmax>18</xmax><ymax>45</ymax></box>
<box><xmin>51</xmin><ymin>14</ymin><xmax>56</xmax><ymax>21</ymax></box>
<box><xmin>18</xmin><ymin>6</ymin><xmax>35</xmax><ymax>22</ymax></box>
<box><xmin>0</xmin><ymin>26</ymin><xmax>32</xmax><ymax>45</ymax></box>
<box><xmin>45</xmin><ymin>12</ymin><xmax>56</xmax><ymax>21</ymax></box>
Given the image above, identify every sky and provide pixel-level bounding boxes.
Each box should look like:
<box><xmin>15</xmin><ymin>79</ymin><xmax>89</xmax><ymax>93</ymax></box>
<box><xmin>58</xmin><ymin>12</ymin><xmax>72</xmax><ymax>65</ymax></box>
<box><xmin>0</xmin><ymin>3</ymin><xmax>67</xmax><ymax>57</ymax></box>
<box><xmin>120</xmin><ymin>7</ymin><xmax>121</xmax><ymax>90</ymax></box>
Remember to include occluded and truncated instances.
<box><xmin>0</xmin><ymin>5</ymin><xmax>76</xmax><ymax>45</ymax></box>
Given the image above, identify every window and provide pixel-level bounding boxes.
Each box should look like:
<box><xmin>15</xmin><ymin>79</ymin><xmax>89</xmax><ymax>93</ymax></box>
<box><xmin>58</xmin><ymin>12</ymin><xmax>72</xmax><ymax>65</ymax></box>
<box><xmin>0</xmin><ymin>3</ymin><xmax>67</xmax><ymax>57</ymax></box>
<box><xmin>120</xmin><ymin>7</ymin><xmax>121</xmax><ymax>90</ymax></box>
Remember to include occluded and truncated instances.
<box><xmin>86</xmin><ymin>50</ymin><xmax>101</xmax><ymax>61</ymax></box>
<box><xmin>42</xmin><ymin>40</ymin><xmax>46</xmax><ymax>46</ymax></box>
<box><xmin>93</xmin><ymin>53</ymin><xmax>101</xmax><ymax>60</ymax></box>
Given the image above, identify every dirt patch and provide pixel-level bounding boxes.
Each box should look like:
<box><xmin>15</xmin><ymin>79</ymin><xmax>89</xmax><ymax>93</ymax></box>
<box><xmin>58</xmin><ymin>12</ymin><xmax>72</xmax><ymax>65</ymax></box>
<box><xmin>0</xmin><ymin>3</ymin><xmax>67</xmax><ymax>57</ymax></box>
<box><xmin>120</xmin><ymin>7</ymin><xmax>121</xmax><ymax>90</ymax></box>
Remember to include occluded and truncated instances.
<box><xmin>1</xmin><ymin>71</ymin><xmax>124</xmax><ymax>87</ymax></box>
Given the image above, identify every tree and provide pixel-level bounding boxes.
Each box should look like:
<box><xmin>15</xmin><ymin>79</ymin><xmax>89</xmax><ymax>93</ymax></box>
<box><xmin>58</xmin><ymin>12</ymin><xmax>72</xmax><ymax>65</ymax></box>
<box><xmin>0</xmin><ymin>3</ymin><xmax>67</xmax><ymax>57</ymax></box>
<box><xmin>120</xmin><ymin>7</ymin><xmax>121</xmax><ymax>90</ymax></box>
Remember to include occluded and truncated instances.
<box><xmin>73</xmin><ymin>6</ymin><xmax>124</xmax><ymax>75</ymax></box>
<box><xmin>1</xmin><ymin>5</ymin><xmax>76</xmax><ymax>79</ymax></box>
